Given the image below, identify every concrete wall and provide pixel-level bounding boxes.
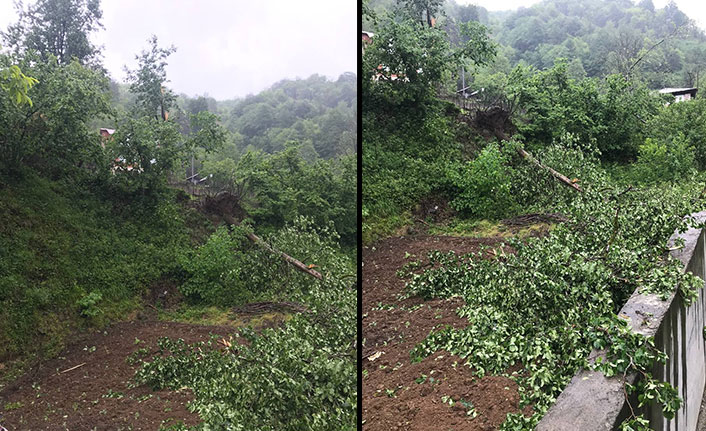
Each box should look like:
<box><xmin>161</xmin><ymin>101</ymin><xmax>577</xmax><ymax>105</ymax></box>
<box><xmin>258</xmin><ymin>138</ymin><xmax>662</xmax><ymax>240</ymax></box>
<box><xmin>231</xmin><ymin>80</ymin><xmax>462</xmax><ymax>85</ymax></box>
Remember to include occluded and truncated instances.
<box><xmin>537</xmin><ymin>212</ymin><xmax>706</xmax><ymax>431</ymax></box>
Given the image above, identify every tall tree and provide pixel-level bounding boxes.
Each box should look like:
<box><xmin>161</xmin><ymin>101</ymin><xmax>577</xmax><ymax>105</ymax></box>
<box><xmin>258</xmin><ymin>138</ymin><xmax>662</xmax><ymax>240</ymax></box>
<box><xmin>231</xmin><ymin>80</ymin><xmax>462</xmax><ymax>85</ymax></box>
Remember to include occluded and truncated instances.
<box><xmin>363</xmin><ymin>15</ymin><xmax>495</xmax><ymax>105</ymax></box>
<box><xmin>2</xmin><ymin>0</ymin><xmax>103</xmax><ymax>66</ymax></box>
<box><xmin>125</xmin><ymin>35</ymin><xmax>177</xmax><ymax>121</ymax></box>
<box><xmin>397</xmin><ymin>0</ymin><xmax>443</xmax><ymax>27</ymax></box>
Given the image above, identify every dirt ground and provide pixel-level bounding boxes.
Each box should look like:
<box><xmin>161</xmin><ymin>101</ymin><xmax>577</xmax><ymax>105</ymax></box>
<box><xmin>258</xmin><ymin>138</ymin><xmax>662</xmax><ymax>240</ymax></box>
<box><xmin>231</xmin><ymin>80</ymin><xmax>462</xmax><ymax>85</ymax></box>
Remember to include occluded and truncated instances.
<box><xmin>0</xmin><ymin>319</ymin><xmax>236</xmax><ymax>431</ymax></box>
<box><xmin>362</xmin><ymin>234</ymin><xmax>530</xmax><ymax>431</ymax></box>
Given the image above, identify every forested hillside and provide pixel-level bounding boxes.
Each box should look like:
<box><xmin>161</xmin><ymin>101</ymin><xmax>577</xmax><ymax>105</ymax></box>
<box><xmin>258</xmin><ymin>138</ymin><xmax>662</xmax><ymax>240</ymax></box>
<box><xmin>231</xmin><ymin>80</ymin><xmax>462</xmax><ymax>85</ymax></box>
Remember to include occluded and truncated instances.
<box><xmin>363</xmin><ymin>0</ymin><xmax>706</xmax><ymax>430</ymax></box>
<box><xmin>109</xmin><ymin>72</ymin><xmax>357</xmax><ymax>160</ymax></box>
<box><xmin>367</xmin><ymin>0</ymin><xmax>706</xmax><ymax>89</ymax></box>
<box><xmin>0</xmin><ymin>0</ymin><xmax>356</xmax><ymax>429</ymax></box>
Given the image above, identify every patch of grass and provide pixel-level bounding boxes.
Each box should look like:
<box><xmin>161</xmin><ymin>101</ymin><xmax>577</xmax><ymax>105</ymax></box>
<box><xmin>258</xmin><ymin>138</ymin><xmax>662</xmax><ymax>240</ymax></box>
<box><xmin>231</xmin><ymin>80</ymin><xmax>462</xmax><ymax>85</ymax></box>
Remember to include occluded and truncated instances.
<box><xmin>0</xmin><ymin>170</ymin><xmax>199</xmax><ymax>361</ymax></box>
<box><xmin>429</xmin><ymin>217</ymin><xmax>552</xmax><ymax>239</ymax></box>
<box><xmin>158</xmin><ymin>304</ymin><xmax>234</xmax><ymax>326</ymax></box>
<box><xmin>4</xmin><ymin>401</ymin><xmax>24</xmax><ymax>410</ymax></box>
<box><xmin>362</xmin><ymin>211</ymin><xmax>413</xmax><ymax>245</ymax></box>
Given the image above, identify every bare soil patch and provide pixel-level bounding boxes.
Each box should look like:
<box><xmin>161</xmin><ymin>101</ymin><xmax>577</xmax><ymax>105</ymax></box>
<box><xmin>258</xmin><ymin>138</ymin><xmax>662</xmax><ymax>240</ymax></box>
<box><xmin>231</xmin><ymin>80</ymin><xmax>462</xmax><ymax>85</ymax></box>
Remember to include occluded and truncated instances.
<box><xmin>363</xmin><ymin>234</ymin><xmax>528</xmax><ymax>431</ymax></box>
<box><xmin>0</xmin><ymin>320</ymin><xmax>235</xmax><ymax>430</ymax></box>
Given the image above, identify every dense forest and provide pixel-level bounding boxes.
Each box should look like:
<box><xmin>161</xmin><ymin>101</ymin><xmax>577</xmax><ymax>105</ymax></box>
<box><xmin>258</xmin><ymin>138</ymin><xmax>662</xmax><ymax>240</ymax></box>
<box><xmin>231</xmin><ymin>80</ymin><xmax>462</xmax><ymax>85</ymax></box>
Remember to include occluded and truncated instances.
<box><xmin>363</xmin><ymin>0</ymin><xmax>706</xmax><ymax>430</ymax></box>
<box><xmin>0</xmin><ymin>0</ymin><xmax>356</xmax><ymax>429</ymax></box>
<box><xmin>109</xmin><ymin>72</ymin><xmax>357</xmax><ymax>160</ymax></box>
<box><xmin>367</xmin><ymin>0</ymin><xmax>706</xmax><ymax>88</ymax></box>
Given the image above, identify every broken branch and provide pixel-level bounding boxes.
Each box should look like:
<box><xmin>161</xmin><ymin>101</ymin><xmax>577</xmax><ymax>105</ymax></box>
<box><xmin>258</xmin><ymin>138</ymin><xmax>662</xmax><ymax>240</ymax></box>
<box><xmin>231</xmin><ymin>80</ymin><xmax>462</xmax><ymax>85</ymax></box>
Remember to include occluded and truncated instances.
<box><xmin>60</xmin><ymin>362</ymin><xmax>86</xmax><ymax>374</ymax></box>
<box><xmin>496</xmin><ymin>131</ymin><xmax>583</xmax><ymax>193</ymax></box>
<box><xmin>246</xmin><ymin>232</ymin><xmax>323</xmax><ymax>280</ymax></box>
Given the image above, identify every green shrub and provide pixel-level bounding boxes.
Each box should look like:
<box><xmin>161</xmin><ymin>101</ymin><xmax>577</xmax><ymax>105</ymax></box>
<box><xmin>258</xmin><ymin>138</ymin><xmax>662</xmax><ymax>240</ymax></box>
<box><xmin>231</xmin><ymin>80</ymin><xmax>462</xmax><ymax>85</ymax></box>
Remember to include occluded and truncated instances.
<box><xmin>648</xmin><ymin>98</ymin><xmax>706</xmax><ymax>170</ymax></box>
<box><xmin>179</xmin><ymin>217</ymin><xmax>354</xmax><ymax>306</ymax></box>
<box><xmin>77</xmin><ymin>290</ymin><xmax>103</xmax><ymax>318</ymax></box>
<box><xmin>178</xmin><ymin>226</ymin><xmax>252</xmax><ymax>305</ymax></box>
<box><xmin>509</xmin><ymin>135</ymin><xmax>607</xmax><ymax>211</ymax></box>
<box><xmin>445</xmin><ymin>142</ymin><xmax>517</xmax><ymax>218</ymax></box>
<box><xmin>633</xmin><ymin>134</ymin><xmax>696</xmax><ymax>184</ymax></box>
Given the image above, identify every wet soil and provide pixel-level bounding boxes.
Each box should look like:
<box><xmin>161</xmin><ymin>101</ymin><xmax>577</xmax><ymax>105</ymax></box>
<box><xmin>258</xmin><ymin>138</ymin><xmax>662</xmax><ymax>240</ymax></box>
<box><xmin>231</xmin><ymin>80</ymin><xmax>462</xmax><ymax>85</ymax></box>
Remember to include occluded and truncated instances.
<box><xmin>362</xmin><ymin>234</ymin><xmax>529</xmax><ymax>431</ymax></box>
<box><xmin>0</xmin><ymin>320</ymin><xmax>235</xmax><ymax>431</ymax></box>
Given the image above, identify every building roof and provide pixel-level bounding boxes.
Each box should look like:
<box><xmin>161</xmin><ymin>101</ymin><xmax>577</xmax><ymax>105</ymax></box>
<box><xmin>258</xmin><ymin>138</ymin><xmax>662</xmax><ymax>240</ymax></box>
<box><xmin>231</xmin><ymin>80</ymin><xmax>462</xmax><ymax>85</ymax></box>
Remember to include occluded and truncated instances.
<box><xmin>100</xmin><ymin>128</ymin><xmax>115</xmax><ymax>135</ymax></box>
<box><xmin>658</xmin><ymin>87</ymin><xmax>698</xmax><ymax>95</ymax></box>
<box><xmin>362</xmin><ymin>31</ymin><xmax>374</xmax><ymax>37</ymax></box>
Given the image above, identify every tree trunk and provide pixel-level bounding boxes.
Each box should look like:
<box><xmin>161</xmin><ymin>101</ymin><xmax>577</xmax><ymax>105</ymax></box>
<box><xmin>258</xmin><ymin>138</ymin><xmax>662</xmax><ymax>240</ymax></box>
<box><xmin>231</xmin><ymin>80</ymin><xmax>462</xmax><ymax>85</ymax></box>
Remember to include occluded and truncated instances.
<box><xmin>246</xmin><ymin>232</ymin><xmax>323</xmax><ymax>280</ymax></box>
<box><xmin>516</xmin><ymin>147</ymin><xmax>583</xmax><ymax>192</ymax></box>
<box><xmin>496</xmin><ymin>131</ymin><xmax>583</xmax><ymax>193</ymax></box>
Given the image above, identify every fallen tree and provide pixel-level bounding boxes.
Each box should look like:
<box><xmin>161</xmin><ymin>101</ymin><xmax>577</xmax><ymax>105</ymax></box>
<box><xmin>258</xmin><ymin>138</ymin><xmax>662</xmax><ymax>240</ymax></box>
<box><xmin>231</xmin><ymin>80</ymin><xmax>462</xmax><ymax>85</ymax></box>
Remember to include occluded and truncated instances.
<box><xmin>246</xmin><ymin>232</ymin><xmax>323</xmax><ymax>280</ymax></box>
<box><xmin>495</xmin><ymin>130</ymin><xmax>583</xmax><ymax>193</ymax></box>
<box><xmin>221</xmin><ymin>214</ymin><xmax>323</xmax><ymax>280</ymax></box>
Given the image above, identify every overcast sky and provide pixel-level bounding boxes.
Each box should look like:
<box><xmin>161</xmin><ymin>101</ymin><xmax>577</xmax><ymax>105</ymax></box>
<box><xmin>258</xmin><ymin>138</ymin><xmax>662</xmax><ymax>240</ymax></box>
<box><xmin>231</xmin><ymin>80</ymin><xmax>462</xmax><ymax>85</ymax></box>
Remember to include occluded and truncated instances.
<box><xmin>459</xmin><ymin>0</ymin><xmax>706</xmax><ymax>31</ymax></box>
<box><xmin>0</xmin><ymin>0</ymin><xmax>356</xmax><ymax>100</ymax></box>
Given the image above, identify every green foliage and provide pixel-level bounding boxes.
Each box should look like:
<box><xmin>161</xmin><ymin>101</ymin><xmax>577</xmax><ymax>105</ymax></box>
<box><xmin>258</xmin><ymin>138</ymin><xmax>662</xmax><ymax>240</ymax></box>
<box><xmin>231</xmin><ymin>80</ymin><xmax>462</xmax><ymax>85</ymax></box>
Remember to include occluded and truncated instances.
<box><xmin>178</xmin><ymin>226</ymin><xmax>252</xmax><ymax>305</ymax></box>
<box><xmin>77</xmin><ymin>290</ymin><xmax>103</xmax><ymax>318</ymax></box>
<box><xmin>509</xmin><ymin>61</ymin><xmax>661</xmax><ymax>161</ymax></box>
<box><xmin>2</xmin><ymin>0</ymin><xmax>104</xmax><ymax>66</ymax></box>
<box><xmin>185</xmin><ymin>111</ymin><xmax>228</xmax><ymax>154</ymax></box>
<box><xmin>647</xmin><ymin>98</ymin><xmax>706</xmax><ymax>170</ymax></box>
<box><xmin>445</xmin><ymin>142</ymin><xmax>516</xmax><ymax>218</ymax></box>
<box><xmin>491</xmin><ymin>0</ymin><xmax>701</xmax><ymax>87</ymax></box>
<box><xmin>403</xmin><ymin>178</ymin><xmax>704</xmax><ymax>429</ymax></box>
<box><xmin>104</xmin><ymin>115</ymin><xmax>183</xmax><ymax>194</ymax></box>
<box><xmin>179</xmin><ymin>217</ymin><xmax>353</xmax><ymax>307</ymax></box>
<box><xmin>362</xmin><ymin>74</ymin><xmax>463</xmax><ymax>241</ymax></box>
<box><xmin>509</xmin><ymin>136</ymin><xmax>606</xmax><ymax>211</ymax></box>
<box><xmin>363</xmin><ymin>12</ymin><xmax>494</xmax><ymax>106</ymax></box>
<box><xmin>0</xmin><ymin>53</ymin><xmax>111</xmax><ymax>175</ymax></box>
<box><xmin>135</xmin><ymin>218</ymin><xmax>356</xmax><ymax>430</ymax></box>
<box><xmin>211</xmin><ymin>144</ymin><xmax>357</xmax><ymax>245</ymax></box>
<box><xmin>125</xmin><ymin>35</ymin><xmax>177</xmax><ymax>120</ymax></box>
<box><xmin>223</xmin><ymin>74</ymin><xmax>356</xmax><ymax>159</ymax></box>
<box><xmin>634</xmin><ymin>134</ymin><xmax>696</xmax><ymax>184</ymax></box>
<box><xmin>0</xmin><ymin>171</ymin><xmax>193</xmax><ymax>359</ymax></box>
<box><xmin>0</xmin><ymin>63</ymin><xmax>38</xmax><ymax>106</ymax></box>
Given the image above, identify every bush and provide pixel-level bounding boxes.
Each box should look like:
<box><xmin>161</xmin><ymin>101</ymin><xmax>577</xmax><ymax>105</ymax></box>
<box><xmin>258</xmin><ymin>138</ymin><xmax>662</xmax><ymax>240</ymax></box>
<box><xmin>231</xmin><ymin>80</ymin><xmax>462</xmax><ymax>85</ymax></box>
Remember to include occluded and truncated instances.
<box><xmin>648</xmin><ymin>98</ymin><xmax>706</xmax><ymax>170</ymax></box>
<box><xmin>77</xmin><ymin>290</ymin><xmax>103</xmax><ymax>318</ymax></box>
<box><xmin>178</xmin><ymin>226</ymin><xmax>252</xmax><ymax>305</ymax></box>
<box><xmin>179</xmin><ymin>217</ymin><xmax>354</xmax><ymax>306</ymax></box>
<box><xmin>361</xmin><ymin>100</ymin><xmax>461</xmax><ymax>241</ymax></box>
<box><xmin>509</xmin><ymin>135</ymin><xmax>607</xmax><ymax>211</ymax></box>
<box><xmin>445</xmin><ymin>142</ymin><xmax>517</xmax><ymax>218</ymax></box>
<box><xmin>509</xmin><ymin>62</ymin><xmax>661</xmax><ymax>162</ymax></box>
<box><xmin>634</xmin><ymin>134</ymin><xmax>696</xmax><ymax>184</ymax></box>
